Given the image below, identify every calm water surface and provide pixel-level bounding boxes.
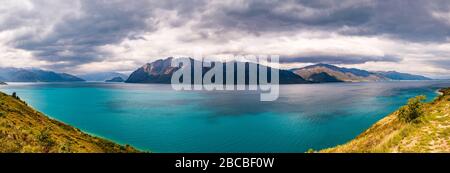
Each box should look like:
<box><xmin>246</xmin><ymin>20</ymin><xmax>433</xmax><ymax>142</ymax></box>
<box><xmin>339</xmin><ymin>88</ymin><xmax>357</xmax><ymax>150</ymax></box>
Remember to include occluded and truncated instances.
<box><xmin>1</xmin><ymin>80</ymin><xmax>449</xmax><ymax>152</ymax></box>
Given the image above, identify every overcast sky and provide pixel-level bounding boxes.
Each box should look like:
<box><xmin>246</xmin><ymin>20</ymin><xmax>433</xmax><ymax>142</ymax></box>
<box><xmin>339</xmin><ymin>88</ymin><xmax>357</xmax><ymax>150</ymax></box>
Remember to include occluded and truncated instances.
<box><xmin>1</xmin><ymin>0</ymin><xmax>450</xmax><ymax>78</ymax></box>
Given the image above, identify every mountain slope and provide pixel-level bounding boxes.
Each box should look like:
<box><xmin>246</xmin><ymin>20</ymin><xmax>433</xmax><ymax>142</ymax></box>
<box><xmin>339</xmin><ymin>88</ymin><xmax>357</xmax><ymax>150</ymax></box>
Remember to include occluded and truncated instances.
<box><xmin>308</xmin><ymin>72</ymin><xmax>343</xmax><ymax>83</ymax></box>
<box><xmin>292</xmin><ymin>64</ymin><xmax>385</xmax><ymax>82</ymax></box>
<box><xmin>376</xmin><ymin>71</ymin><xmax>431</xmax><ymax>80</ymax></box>
<box><xmin>0</xmin><ymin>92</ymin><xmax>138</xmax><ymax>153</ymax></box>
<box><xmin>79</xmin><ymin>72</ymin><xmax>128</xmax><ymax>82</ymax></box>
<box><xmin>126</xmin><ymin>58</ymin><xmax>176</xmax><ymax>84</ymax></box>
<box><xmin>321</xmin><ymin>88</ymin><xmax>450</xmax><ymax>153</ymax></box>
<box><xmin>126</xmin><ymin>58</ymin><xmax>310</xmax><ymax>84</ymax></box>
<box><xmin>292</xmin><ymin>64</ymin><xmax>430</xmax><ymax>83</ymax></box>
<box><xmin>0</xmin><ymin>68</ymin><xmax>84</xmax><ymax>82</ymax></box>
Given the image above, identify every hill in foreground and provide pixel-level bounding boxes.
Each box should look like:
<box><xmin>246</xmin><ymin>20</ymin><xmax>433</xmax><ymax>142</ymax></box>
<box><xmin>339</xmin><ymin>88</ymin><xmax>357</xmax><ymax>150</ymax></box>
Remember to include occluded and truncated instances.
<box><xmin>321</xmin><ymin>88</ymin><xmax>450</xmax><ymax>153</ymax></box>
<box><xmin>0</xmin><ymin>92</ymin><xmax>138</xmax><ymax>153</ymax></box>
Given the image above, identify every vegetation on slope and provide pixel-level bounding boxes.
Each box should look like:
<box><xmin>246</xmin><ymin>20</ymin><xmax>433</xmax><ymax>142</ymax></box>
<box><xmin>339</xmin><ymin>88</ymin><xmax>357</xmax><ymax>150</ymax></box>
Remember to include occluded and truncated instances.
<box><xmin>321</xmin><ymin>88</ymin><xmax>450</xmax><ymax>153</ymax></box>
<box><xmin>0</xmin><ymin>92</ymin><xmax>139</xmax><ymax>153</ymax></box>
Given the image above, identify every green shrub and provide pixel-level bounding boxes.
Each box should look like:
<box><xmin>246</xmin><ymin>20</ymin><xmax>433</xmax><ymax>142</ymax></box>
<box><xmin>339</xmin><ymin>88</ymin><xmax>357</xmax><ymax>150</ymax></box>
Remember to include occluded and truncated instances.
<box><xmin>11</xmin><ymin>92</ymin><xmax>20</xmax><ymax>100</ymax></box>
<box><xmin>398</xmin><ymin>95</ymin><xmax>426</xmax><ymax>123</ymax></box>
<box><xmin>306</xmin><ymin>148</ymin><xmax>316</xmax><ymax>153</ymax></box>
<box><xmin>38</xmin><ymin>129</ymin><xmax>56</xmax><ymax>148</ymax></box>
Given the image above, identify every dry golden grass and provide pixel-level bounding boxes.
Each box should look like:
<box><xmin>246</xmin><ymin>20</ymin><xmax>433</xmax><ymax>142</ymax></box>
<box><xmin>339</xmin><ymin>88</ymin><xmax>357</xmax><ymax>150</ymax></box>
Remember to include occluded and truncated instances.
<box><xmin>321</xmin><ymin>88</ymin><xmax>450</xmax><ymax>153</ymax></box>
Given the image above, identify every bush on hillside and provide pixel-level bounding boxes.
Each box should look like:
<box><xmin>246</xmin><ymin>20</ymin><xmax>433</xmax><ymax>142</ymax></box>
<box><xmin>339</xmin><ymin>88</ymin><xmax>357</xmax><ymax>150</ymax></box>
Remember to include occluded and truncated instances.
<box><xmin>11</xmin><ymin>92</ymin><xmax>20</xmax><ymax>100</ymax></box>
<box><xmin>398</xmin><ymin>95</ymin><xmax>426</xmax><ymax>123</ymax></box>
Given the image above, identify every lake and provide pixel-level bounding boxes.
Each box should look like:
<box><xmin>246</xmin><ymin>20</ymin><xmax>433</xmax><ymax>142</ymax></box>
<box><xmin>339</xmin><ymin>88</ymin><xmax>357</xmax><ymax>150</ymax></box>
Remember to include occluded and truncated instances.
<box><xmin>1</xmin><ymin>80</ymin><xmax>449</xmax><ymax>153</ymax></box>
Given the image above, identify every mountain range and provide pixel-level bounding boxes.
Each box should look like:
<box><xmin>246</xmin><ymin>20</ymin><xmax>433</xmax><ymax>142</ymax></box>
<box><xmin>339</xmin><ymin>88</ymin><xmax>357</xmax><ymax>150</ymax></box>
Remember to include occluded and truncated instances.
<box><xmin>0</xmin><ymin>68</ymin><xmax>84</xmax><ymax>82</ymax></box>
<box><xmin>126</xmin><ymin>58</ymin><xmax>431</xmax><ymax>84</ymax></box>
<box><xmin>292</xmin><ymin>64</ymin><xmax>431</xmax><ymax>83</ymax></box>
<box><xmin>125</xmin><ymin>57</ymin><xmax>310</xmax><ymax>84</ymax></box>
<box><xmin>0</xmin><ymin>59</ymin><xmax>432</xmax><ymax>84</ymax></box>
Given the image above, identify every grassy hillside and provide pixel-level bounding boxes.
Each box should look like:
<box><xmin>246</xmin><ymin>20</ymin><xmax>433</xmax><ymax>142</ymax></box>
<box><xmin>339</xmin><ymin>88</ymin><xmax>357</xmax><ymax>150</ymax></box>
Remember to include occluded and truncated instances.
<box><xmin>321</xmin><ymin>88</ymin><xmax>450</xmax><ymax>153</ymax></box>
<box><xmin>0</xmin><ymin>92</ymin><xmax>139</xmax><ymax>153</ymax></box>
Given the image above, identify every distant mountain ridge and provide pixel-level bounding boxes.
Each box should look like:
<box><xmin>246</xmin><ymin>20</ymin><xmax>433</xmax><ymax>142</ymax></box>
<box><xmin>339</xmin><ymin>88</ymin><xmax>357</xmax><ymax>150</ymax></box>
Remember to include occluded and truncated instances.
<box><xmin>292</xmin><ymin>64</ymin><xmax>431</xmax><ymax>83</ymax></box>
<box><xmin>79</xmin><ymin>72</ymin><xmax>128</xmax><ymax>82</ymax></box>
<box><xmin>0</xmin><ymin>67</ymin><xmax>84</xmax><ymax>82</ymax></box>
<box><xmin>126</xmin><ymin>57</ymin><xmax>310</xmax><ymax>84</ymax></box>
<box><xmin>375</xmin><ymin>71</ymin><xmax>431</xmax><ymax>80</ymax></box>
<box><xmin>0</xmin><ymin>62</ymin><xmax>429</xmax><ymax>84</ymax></box>
<box><xmin>105</xmin><ymin>77</ymin><xmax>125</xmax><ymax>82</ymax></box>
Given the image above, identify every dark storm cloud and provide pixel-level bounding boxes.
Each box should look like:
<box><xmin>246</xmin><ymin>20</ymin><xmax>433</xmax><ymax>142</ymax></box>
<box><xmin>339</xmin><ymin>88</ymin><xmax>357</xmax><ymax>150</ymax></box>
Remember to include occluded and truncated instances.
<box><xmin>2</xmin><ymin>0</ymin><xmax>450</xmax><ymax>71</ymax></box>
<box><xmin>195</xmin><ymin>0</ymin><xmax>450</xmax><ymax>42</ymax></box>
<box><xmin>360</xmin><ymin>0</ymin><xmax>450</xmax><ymax>42</ymax></box>
<box><xmin>279</xmin><ymin>55</ymin><xmax>402</xmax><ymax>64</ymax></box>
<box><xmin>7</xmin><ymin>0</ymin><xmax>159</xmax><ymax>69</ymax></box>
<box><xmin>2</xmin><ymin>0</ymin><xmax>213</xmax><ymax>70</ymax></box>
<box><xmin>197</xmin><ymin>0</ymin><xmax>373</xmax><ymax>34</ymax></box>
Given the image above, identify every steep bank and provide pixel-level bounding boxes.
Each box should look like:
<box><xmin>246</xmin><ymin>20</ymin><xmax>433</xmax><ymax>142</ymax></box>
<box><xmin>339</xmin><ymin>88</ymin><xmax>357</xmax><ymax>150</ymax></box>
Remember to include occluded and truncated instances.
<box><xmin>321</xmin><ymin>88</ymin><xmax>450</xmax><ymax>153</ymax></box>
<box><xmin>0</xmin><ymin>92</ymin><xmax>139</xmax><ymax>153</ymax></box>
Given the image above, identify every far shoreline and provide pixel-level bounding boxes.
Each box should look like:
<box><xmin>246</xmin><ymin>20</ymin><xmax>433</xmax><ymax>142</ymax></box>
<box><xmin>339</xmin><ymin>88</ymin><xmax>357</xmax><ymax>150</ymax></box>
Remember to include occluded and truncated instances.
<box><xmin>1</xmin><ymin>79</ymin><xmax>449</xmax><ymax>85</ymax></box>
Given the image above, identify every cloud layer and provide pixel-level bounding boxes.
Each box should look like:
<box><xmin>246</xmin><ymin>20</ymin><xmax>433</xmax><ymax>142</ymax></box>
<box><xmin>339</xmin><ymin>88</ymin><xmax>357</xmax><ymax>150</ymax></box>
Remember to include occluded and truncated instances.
<box><xmin>0</xmin><ymin>0</ymin><xmax>449</xmax><ymax>78</ymax></box>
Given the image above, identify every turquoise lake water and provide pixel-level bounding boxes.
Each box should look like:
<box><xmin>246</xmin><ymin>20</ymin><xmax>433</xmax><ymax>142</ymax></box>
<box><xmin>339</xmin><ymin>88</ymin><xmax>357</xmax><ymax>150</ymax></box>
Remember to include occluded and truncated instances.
<box><xmin>1</xmin><ymin>81</ymin><xmax>449</xmax><ymax>153</ymax></box>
